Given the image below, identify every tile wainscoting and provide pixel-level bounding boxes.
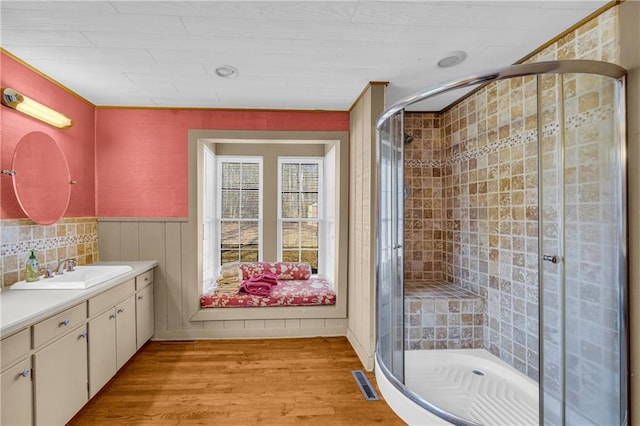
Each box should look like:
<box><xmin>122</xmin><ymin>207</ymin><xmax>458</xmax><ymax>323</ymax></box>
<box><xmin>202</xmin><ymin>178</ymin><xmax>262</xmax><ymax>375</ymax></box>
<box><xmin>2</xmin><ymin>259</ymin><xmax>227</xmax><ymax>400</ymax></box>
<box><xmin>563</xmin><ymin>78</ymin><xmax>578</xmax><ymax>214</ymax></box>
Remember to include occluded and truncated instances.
<box><xmin>0</xmin><ymin>217</ymin><xmax>98</xmax><ymax>287</ymax></box>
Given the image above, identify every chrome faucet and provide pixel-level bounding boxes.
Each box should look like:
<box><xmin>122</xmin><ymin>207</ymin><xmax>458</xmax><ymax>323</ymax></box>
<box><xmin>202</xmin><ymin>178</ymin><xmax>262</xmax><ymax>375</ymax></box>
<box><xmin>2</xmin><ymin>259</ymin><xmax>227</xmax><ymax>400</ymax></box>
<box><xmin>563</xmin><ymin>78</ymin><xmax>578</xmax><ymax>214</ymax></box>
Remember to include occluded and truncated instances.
<box><xmin>56</xmin><ymin>258</ymin><xmax>77</xmax><ymax>274</ymax></box>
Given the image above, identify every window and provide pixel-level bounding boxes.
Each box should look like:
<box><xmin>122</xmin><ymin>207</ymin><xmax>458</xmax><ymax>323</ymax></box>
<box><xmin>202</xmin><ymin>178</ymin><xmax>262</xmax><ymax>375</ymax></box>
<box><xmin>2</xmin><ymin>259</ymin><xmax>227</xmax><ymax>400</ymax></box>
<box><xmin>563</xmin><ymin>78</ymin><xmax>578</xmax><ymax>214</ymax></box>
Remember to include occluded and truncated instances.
<box><xmin>194</xmin><ymin>132</ymin><xmax>349</xmax><ymax>320</ymax></box>
<box><xmin>216</xmin><ymin>157</ymin><xmax>262</xmax><ymax>268</ymax></box>
<box><xmin>278</xmin><ymin>158</ymin><xmax>322</xmax><ymax>274</ymax></box>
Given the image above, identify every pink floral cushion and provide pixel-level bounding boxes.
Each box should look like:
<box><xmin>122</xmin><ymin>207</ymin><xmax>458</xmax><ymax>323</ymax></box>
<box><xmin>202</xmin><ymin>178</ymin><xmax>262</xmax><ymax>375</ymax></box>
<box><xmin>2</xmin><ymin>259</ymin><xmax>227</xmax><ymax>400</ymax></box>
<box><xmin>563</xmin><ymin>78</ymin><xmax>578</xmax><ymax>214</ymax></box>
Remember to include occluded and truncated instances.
<box><xmin>200</xmin><ymin>277</ymin><xmax>335</xmax><ymax>308</ymax></box>
<box><xmin>239</xmin><ymin>262</ymin><xmax>311</xmax><ymax>280</ymax></box>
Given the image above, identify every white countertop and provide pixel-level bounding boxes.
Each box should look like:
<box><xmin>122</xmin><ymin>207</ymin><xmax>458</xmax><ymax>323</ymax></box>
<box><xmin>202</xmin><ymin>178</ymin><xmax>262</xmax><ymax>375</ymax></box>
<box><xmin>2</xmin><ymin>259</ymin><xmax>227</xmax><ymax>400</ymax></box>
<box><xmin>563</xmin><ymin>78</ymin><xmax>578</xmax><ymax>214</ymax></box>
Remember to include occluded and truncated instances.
<box><xmin>0</xmin><ymin>261</ymin><xmax>158</xmax><ymax>338</ymax></box>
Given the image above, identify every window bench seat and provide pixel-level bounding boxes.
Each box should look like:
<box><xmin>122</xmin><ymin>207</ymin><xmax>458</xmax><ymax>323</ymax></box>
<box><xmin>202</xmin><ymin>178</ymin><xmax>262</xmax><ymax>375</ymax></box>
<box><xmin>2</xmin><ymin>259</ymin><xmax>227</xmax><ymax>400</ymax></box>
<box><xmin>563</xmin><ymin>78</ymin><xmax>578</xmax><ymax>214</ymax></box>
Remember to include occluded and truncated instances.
<box><xmin>200</xmin><ymin>262</ymin><xmax>335</xmax><ymax>308</ymax></box>
<box><xmin>200</xmin><ymin>276</ymin><xmax>336</xmax><ymax>308</ymax></box>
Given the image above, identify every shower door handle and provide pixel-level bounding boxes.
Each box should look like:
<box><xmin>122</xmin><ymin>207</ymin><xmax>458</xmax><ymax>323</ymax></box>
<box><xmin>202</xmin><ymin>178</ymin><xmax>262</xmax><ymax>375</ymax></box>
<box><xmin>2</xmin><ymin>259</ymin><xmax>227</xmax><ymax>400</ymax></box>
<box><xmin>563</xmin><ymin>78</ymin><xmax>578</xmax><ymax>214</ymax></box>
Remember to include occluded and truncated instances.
<box><xmin>543</xmin><ymin>254</ymin><xmax>559</xmax><ymax>264</ymax></box>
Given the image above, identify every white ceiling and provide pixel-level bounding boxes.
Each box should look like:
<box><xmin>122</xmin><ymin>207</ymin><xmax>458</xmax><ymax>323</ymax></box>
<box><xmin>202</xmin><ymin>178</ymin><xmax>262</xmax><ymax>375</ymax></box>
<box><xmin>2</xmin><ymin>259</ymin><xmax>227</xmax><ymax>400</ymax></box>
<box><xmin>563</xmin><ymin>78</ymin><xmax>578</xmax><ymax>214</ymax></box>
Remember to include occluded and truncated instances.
<box><xmin>1</xmin><ymin>1</ymin><xmax>608</xmax><ymax>111</ymax></box>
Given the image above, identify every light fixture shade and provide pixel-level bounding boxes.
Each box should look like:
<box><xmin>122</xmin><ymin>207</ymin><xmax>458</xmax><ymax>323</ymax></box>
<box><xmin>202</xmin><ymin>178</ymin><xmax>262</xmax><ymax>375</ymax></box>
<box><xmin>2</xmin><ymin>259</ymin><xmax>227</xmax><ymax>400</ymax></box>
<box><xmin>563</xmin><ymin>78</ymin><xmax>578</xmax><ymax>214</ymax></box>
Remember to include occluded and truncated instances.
<box><xmin>1</xmin><ymin>87</ymin><xmax>74</xmax><ymax>129</ymax></box>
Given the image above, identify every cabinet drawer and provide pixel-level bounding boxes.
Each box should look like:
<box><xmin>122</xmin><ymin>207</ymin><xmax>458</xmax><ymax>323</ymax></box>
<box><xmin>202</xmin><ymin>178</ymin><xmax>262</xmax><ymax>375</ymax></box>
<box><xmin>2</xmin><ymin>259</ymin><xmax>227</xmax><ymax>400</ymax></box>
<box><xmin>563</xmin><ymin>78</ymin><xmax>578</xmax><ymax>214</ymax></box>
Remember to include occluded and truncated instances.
<box><xmin>1</xmin><ymin>328</ymin><xmax>31</xmax><ymax>370</ymax></box>
<box><xmin>135</xmin><ymin>269</ymin><xmax>154</xmax><ymax>290</ymax></box>
<box><xmin>33</xmin><ymin>303</ymin><xmax>86</xmax><ymax>348</ymax></box>
<box><xmin>88</xmin><ymin>279</ymin><xmax>135</xmax><ymax>317</ymax></box>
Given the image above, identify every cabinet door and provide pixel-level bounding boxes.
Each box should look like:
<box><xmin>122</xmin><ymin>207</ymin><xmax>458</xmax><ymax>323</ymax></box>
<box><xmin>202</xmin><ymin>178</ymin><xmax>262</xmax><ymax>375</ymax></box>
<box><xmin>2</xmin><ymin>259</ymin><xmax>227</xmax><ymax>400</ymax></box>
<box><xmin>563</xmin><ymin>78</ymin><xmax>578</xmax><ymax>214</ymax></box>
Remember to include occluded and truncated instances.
<box><xmin>116</xmin><ymin>296</ymin><xmax>137</xmax><ymax>370</ymax></box>
<box><xmin>88</xmin><ymin>309</ymin><xmax>117</xmax><ymax>398</ymax></box>
<box><xmin>34</xmin><ymin>325</ymin><xmax>88</xmax><ymax>426</ymax></box>
<box><xmin>1</xmin><ymin>358</ymin><xmax>32</xmax><ymax>426</ymax></box>
<box><xmin>136</xmin><ymin>284</ymin><xmax>154</xmax><ymax>349</ymax></box>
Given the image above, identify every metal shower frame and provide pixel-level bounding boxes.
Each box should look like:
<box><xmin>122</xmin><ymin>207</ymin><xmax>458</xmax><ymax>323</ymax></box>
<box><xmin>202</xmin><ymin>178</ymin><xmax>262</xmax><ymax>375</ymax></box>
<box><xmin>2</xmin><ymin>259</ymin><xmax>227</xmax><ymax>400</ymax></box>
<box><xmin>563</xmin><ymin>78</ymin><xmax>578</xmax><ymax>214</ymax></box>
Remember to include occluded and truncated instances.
<box><xmin>374</xmin><ymin>59</ymin><xmax>627</xmax><ymax>426</ymax></box>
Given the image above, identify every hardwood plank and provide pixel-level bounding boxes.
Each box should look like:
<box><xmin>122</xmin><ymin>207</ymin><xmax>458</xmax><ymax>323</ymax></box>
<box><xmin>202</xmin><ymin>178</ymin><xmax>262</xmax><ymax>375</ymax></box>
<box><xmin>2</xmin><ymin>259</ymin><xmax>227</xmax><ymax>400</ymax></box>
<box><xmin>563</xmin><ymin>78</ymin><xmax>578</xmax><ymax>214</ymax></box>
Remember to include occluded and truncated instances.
<box><xmin>68</xmin><ymin>337</ymin><xmax>404</xmax><ymax>425</ymax></box>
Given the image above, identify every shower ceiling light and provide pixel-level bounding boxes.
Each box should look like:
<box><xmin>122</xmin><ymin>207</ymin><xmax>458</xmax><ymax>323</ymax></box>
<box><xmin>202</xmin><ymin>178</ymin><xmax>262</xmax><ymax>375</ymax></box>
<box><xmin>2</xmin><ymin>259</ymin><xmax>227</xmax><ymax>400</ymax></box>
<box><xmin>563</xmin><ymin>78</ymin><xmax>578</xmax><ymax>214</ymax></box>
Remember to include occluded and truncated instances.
<box><xmin>435</xmin><ymin>51</ymin><xmax>467</xmax><ymax>69</ymax></box>
<box><xmin>214</xmin><ymin>65</ymin><xmax>239</xmax><ymax>78</ymax></box>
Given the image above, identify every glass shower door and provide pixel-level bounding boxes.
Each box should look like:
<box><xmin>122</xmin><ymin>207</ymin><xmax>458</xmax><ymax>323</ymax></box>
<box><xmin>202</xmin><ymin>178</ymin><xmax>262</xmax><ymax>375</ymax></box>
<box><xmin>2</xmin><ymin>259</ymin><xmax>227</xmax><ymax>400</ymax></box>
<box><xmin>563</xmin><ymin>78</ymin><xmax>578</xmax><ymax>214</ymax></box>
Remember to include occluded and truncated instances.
<box><xmin>539</xmin><ymin>73</ymin><xmax>627</xmax><ymax>425</ymax></box>
<box><xmin>377</xmin><ymin>111</ymin><xmax>405</xmax><ymax>384</ymax></box>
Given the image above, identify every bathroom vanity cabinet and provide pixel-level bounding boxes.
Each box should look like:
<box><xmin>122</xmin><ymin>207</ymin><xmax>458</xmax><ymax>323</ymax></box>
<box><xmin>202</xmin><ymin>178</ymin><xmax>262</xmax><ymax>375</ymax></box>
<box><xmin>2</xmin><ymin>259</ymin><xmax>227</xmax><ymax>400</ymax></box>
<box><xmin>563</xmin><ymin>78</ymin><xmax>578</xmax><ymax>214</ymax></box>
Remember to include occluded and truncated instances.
<box><xmin>88</xmin><ymin>280</ymin><xmax>137</xmax><ymax>397</ymax></box>
<box><xmin>1</xmin><ymin>357</ymin><xmax>33</xmax><ymax>425</ymax></box>
<box><xmin>1</xmin><ymin>329</ymin><xmax>32</xmax><ymax>426</ymax></box>
<box><xmin>33</xmin><ymin>322</ymin><xmax>88</xmax><ymax>424</ymax></box>
<box><xmin>135</xmin><ymin>270</ymin><xmax>154</xmax><ymax>349</ymax></box>
<box><xmin>0</xmin><ymin>262</ymin><xmax>156</xmax><ymax>426</ymax></box>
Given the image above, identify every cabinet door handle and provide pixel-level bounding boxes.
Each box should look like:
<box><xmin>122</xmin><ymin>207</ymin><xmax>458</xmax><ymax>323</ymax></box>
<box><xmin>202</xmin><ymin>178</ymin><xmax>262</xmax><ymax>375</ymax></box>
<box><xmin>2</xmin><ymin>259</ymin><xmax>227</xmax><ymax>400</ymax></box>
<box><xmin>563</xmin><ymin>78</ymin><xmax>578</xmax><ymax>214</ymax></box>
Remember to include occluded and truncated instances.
<box><xmin>20</xmin><ymin>369</ymin><xmax>30</xmax><ymax>378</ymax></box>
<box><xmin>138</xmin><ymin>296</ymin><xmax>143</xmax><ymax>300</ymax></box>
<box><xmin>144</xmin><ymin>277</ymin><xmax>149</xmax><ymax>282</ymax></box>
<box><xmin>60</xmin><ymin>319</ymin><xmax>70</xmax><ymax>326</ymax></box>
<box><xmin>109</xmin><ymin>314</ymin><xmax>116</xmax><ymax>320</ymax></box>
<box><xmin>117</xmin><ymin>308</ymin><xmax>124</xmax><ymax>314</ymax></box>
<box><xmin>79</xmin><ymin>331</ymin><xmax>88</xmax><ymax>339</ymax></box>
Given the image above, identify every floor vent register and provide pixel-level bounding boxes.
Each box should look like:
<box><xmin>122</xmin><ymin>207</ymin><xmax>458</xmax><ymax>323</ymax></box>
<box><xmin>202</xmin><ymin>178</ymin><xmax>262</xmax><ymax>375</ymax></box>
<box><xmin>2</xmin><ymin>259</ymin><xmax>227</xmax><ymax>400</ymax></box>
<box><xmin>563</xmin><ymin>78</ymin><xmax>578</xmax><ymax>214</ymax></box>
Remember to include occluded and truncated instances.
<box><xmin>351</xmin><ymin>370</ymin><xmax>380</xmax><ymax>401</ymax></box>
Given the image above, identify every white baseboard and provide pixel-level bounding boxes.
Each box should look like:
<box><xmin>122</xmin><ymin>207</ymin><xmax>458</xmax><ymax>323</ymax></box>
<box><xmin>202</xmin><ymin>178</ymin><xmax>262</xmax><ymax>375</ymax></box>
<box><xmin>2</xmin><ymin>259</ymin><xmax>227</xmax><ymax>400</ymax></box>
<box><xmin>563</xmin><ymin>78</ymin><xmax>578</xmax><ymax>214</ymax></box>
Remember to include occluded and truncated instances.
<box><xmin>347</xmin><ymin>328</ymin><xmax>375</xmax><ymax>371</ymax></box>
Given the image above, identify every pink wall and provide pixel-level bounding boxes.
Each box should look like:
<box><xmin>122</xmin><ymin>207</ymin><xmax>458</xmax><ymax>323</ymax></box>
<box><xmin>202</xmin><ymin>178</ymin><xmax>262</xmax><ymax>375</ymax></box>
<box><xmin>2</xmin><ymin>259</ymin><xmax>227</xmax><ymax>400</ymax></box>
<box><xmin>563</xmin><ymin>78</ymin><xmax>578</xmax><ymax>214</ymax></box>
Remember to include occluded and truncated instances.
<box><xmin>1</xmin><ymin>52</ymin><xmax>96</xmax><ymax>219</ymax></box>
<box><xmin>95</xmin><ymin>108</ymin><xmax>349</xmax><ymax>218</ymax></box>
<box><xmin>1</xmin><ymin>50</ymin><xmax>349</xmax><ymax>220</ymax></box>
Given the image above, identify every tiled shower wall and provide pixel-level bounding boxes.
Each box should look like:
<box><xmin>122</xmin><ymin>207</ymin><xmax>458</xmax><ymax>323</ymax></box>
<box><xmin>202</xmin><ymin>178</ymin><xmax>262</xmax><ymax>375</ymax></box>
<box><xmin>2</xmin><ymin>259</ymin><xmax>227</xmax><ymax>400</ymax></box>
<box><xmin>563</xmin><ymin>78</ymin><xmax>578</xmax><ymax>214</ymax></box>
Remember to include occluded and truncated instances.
<box><xmin>0</xmin><ymin>218</ymin><xmax>99</xmax><ymax>287</ymax></box>
<box><xmin>403</xmin><ymin>7</ymin><xmax>620</xmax><ymax>386</ymax></box>
<box><xmin>440</xmin><ymin>77</ymin><xmax>541</xmax><ymax>380</ymax></box>
<box><xmin>404</xmin><ymin>81</ymin><xmax>541</xmax><ymax>379</ymax></box>
<box><xmin>404</xmin><ymin>113</ymin><xmax>444</xmax><ymax>282</ymax></box>
<box><xmin>537</xmin><ymin>73</ymin><xmax>621</xmax><ymax>424</ymax></box>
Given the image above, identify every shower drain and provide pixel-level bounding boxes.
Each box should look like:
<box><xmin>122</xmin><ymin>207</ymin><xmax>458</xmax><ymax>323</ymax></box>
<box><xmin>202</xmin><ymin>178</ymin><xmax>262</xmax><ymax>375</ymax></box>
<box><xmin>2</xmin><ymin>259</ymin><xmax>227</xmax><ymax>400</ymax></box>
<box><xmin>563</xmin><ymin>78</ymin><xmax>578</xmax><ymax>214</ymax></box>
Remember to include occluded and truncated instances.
<box><xmin>472</xmin><ymin>369</ymin><xmax>485</xmax><ymax>376</ymax></box>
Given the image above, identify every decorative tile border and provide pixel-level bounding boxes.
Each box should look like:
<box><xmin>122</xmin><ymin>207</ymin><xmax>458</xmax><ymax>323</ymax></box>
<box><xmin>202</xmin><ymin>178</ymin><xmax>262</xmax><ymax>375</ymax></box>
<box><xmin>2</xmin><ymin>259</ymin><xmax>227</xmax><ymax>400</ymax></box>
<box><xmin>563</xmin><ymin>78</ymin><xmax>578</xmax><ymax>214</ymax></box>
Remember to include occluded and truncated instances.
<box><xmin>405</xmin><ymin>105</ymin><xmax>612</xmax><ymax>169</ymax></box>
<box><xmin>1</xmin><ymin>233</ymin><xmax>97</xmax><ymax>256</ymax></box>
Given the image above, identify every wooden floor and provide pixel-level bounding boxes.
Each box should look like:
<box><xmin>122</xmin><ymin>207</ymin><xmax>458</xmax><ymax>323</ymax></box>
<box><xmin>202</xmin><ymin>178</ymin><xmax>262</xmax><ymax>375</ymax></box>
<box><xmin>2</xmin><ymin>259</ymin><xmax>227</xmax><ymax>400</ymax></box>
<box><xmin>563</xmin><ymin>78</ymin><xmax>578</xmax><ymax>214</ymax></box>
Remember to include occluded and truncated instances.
<box><xmin>69</xmin><ymin>337</ymin><xmax>405</xmax><ymax>425</ymax></box>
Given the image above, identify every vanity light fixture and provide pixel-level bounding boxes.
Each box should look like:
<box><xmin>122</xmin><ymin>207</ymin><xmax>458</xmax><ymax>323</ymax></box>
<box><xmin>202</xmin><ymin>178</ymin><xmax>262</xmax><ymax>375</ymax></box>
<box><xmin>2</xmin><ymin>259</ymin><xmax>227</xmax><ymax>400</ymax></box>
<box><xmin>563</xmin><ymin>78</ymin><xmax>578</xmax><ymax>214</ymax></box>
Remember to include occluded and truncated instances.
<box><xmin>1</xmin><ymin>87</ymin><xmax>74</xmax><ymax>129</ymax></box>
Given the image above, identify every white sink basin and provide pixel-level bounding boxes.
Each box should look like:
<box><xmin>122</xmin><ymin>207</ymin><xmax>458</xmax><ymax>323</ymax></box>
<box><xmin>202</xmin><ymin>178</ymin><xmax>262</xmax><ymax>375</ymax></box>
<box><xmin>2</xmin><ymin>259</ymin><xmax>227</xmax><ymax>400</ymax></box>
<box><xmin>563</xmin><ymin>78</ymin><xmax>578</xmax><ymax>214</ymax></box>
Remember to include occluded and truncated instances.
<box><xmin>10</xmin><ymin>265</ymin><xmax>133</xmax><ymax>290</ymax></box>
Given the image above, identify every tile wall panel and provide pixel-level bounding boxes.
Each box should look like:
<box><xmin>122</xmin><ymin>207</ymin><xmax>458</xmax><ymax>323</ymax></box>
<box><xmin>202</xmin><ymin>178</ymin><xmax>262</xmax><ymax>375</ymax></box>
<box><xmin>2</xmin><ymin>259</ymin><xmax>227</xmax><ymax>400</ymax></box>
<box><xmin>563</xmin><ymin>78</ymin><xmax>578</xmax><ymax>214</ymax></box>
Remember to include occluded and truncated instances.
<box><xmin>1</xmin><ymin>218</ymin><xmax>98</xmax><ymax>287</ymax></box>
<box><xmin>403</xmin><ymin>8</ymin><xmax>620</xmax><ymax>389</ymax></box>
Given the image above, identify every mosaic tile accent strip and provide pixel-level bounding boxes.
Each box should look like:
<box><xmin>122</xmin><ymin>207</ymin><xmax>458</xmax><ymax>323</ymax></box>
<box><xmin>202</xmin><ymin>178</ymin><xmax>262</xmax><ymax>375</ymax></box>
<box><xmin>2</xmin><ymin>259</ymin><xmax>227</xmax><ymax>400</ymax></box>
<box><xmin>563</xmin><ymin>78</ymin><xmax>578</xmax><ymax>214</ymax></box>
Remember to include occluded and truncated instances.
<box><xmin>405</xmin><ymin>106</ymin><xmax>611</xmax><ymax>170</ymax></box>
<box><xmin>1</xmin><ymin>217</ymin><xmax>98</xmax><ymax>287</ymax></box>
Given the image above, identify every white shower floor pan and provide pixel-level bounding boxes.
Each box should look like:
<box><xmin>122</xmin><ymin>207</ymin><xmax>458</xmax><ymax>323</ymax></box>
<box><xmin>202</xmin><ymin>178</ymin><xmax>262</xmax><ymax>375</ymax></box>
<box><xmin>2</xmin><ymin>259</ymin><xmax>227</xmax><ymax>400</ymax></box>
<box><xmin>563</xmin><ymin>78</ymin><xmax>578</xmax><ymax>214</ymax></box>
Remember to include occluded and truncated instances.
<box><xmin>379</xmin><ymin>349</ymin><xmax>539</xmax><ymax>425</ymax></box>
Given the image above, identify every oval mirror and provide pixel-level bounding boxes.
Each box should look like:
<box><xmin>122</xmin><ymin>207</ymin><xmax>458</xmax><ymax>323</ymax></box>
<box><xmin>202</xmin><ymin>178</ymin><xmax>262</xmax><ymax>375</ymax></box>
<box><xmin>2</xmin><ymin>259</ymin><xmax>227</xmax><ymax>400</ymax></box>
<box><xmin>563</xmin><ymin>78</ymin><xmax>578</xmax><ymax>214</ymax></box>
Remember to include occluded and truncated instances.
<box><xmin>12</xmin><ymin>132</ymin><xmax>71</xmax><ymax>225</ymax></box>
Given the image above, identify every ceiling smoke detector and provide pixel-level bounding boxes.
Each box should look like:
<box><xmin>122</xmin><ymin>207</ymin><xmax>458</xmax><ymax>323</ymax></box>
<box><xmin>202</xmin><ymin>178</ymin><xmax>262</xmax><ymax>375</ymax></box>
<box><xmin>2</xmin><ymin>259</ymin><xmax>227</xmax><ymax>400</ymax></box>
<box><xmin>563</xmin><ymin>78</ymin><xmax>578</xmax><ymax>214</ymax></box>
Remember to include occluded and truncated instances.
<box><xmin>435</xmin><ymin>51</ymin><xmax>467</xmax><ymax>68</ymax></box>
<box><xmin>214</xmin><ymin>65</ymin><xmax>239</xmax><ymax>78</ymax></box>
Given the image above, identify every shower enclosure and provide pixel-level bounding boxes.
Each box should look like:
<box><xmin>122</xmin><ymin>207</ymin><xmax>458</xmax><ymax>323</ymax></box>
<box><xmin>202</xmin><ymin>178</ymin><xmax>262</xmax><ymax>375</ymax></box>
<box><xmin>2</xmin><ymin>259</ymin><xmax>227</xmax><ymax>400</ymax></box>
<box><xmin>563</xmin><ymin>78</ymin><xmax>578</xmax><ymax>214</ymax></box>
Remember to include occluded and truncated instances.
<box><xmin>375</xmin><ymin>60</ymin><xmax>627</xmax><ymax>425</ymax></box>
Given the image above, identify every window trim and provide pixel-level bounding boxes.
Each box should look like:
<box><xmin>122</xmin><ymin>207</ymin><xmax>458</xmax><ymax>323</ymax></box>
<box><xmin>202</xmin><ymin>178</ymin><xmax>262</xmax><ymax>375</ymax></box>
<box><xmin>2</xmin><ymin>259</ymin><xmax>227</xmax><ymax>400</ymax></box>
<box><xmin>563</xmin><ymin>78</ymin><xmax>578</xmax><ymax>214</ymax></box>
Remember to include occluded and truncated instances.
<box><xmin>190</xmin><ymin>130</ymin><xmax>349</xmax><ymax>323</ymax></box>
